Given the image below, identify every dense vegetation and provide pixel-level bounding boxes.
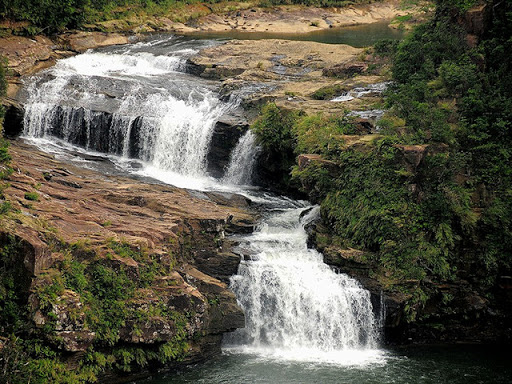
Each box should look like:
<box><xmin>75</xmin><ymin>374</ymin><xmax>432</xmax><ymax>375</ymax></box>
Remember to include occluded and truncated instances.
<box><xmin>252</xmin><ymin>0</ymin><xmax>512</xmax><ymax>324</ymax></box>
<box><xmin>0</xmin><ymin>0</ymin><xmax>376</xmax><ymax>33</ymax></box>
<box><xmin>0</xmin><ymin>236</ymin><xmax>188</xmax><ymax>383</ymax></box>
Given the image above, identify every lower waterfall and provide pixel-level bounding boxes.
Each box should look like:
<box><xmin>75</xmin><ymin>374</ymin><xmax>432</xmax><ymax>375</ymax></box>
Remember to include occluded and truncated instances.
<box><xmin>224</xmin><ymin>204</ymin><xmax>383</xmax><ymax>365</ymax></box>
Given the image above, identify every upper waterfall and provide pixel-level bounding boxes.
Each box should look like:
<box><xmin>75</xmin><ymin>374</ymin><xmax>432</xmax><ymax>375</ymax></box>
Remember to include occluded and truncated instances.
<box><xmin>21</xmin><ymin>36</ymin><xmax>247</xmax><ymax>183</ymax></box>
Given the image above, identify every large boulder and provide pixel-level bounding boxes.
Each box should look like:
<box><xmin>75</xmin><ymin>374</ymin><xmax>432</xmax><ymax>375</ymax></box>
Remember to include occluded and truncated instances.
<box><xmin>56</xmin><ymin>32</ymin><xmax>129</xmax><ymax>53</ymax></box>
<box><xmin>207</xmin><ymin>115</ymin><xmax>249</xmax><ymax>178</ymax></box>
<box><xmin>2</xmin><ymin>98</ymin><xmax>25</xmax><ymax>138</ymax></box>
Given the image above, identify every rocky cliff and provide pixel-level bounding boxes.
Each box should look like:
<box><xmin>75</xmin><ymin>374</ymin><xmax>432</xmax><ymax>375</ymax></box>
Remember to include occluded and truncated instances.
<box><xmin>0</xmin><ymin>140</ymin><xmax>256</xmax><ymax>381</ymax></box>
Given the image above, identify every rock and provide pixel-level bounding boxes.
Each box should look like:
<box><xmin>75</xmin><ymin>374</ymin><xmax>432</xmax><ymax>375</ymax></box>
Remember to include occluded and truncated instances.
<box><xmin>29</xmin><ymin>287</ymin><xmax>95</xmax><ymax>352</ymax></box>
<box><xmin>297</xmin><ymin>154</ymin><xmax>339</xmax><ymax>174</ymax></box>
<box><xmin>55</xmin><ymin>331</ymin><xmax>96</xmax><ymax>352</ymax></box>
<box><xmin>187</xmin><ymin>39</ymin><xmax>361</xmax><ymax>82</ymax></box>
<box><xmin>206</xmin><ymin>115</ymin><xmax>249</xmax><ymax>178</ymax></box>
<box><xmin>353</xmin><ymin>118</ymin><xmax>374</xmax><ymax>134</ymax></box>
<box><xmin>1</xmin><ymin>140</ymin><xmax>255</xmax><ymax>362</ymax></box>
<box><xmin>0</xmin><ymin>229</ymin><xmax>53</xmax><ymax>280</ymax></box>
<box><xmin>0</xmin><ymin>36</ymin><xmax>54</xmax><ymax>76</ymax></box>
<box><xmin>183</xmin><ymin>266</ymin><xmax>245</xmax><ymax>334</ymax></box>
<box><xmin>53</xmin><ymin>178</ymin><xmax>82</xmax><ymax>189</ymax></box>
<box><xmin>394</xmin><ymin>143</ymin><xmax>449</xmax><ymax>172</ymax></box>
<box><xmin>57</xmin><ymin>32</ymin><xmax>129</xmax><ymax>53</ymax></box>
<box><xmin>191</xmin><ymin>251</ymin><xmax>241</xmax><ymax>284</ymax></box>
<box><xmin>461</xmin><ymin>3</ymin><xmax>491</xmax><ymax>38</ymax></box>
<box><xmin>323</xmin><ymin>62</ymin><xmax>369</xmax><ymax>78</ymax></box>
<box><xmin>2</xmin><ymin>98</ymin><xmax>25</xmax><ymax>137</ymax></box>
<box><xmin>296</xmin><ymin>154</ymin><xmax>340</xmax><ymax>202</ymax></box>
<box><xmin>394</xmin><ymin>144</ymin><xmax>428</xmax><ymax>170</ymax></box>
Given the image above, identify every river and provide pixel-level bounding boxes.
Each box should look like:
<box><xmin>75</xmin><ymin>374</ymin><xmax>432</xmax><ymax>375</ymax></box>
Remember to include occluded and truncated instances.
<box><xmin>17</xmin><ymin>27</ymin><xmax>510</xmax><ymax>384</ymax></box>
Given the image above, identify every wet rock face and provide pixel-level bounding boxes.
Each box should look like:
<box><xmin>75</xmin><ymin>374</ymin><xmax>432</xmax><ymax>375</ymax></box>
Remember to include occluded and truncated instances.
<box><xmin>2</xmin><ymin>100</ymin><xmax>24</xmax><ymax>138</ymax></box>
<box><xmin>207</xmin><ymin>116</ymin><xmax>249</xmax><ymax>178</ymax></box>
<box><xmin>5</xmin><ymin>102</ymin><xmax>248</xmax><ymax>175</ymax></box>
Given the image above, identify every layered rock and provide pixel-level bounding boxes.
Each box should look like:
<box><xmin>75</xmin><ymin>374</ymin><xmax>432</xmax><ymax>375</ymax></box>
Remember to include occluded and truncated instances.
<box><xmin>0</xmin><ymin>140</ymin><xmax>256</xmax><ymax>378</ymax></box>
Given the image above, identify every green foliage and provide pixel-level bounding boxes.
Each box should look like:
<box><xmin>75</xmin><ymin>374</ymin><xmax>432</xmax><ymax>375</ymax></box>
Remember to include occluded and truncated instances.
<box><xmin>0</xmin><ymin>235</ymin><xmax>30</xmax><ymax>334</ymax></box>
<box><xmin>0</xmin><ymin>0</ymin><xmax>89</xmax><ymax>33</ymax></box>
<box><xmin>251</xmin><ymin>103</ymin><xmax>300</xmax><ymax>154</ymax></box>
<box><xmin>24</xmin><ymin>191</ymin><xmax>40</xmax><ymax>201</ymax></box>
<box><xmin>0</xmin><ymin>232</ymin><xmax>189</xmax><ymax>382</ymax></box>
<box><xmin>310</xmin><ymin>84</ymin><xmax>348</xmax><ymax>100</ymax></box>
<box><xmin>250</xmin><ymin>103</ymin><xmax>302</xmax><ymax>192</ymax></box>
<box><xmin>373</xmin><ymin>39</ymin><xmax>399</xmax><ymax>57</ymax></box>
<box><xmin>293</xmin><ymin>113</ymin><xmax>353</xmax><ymax>158</ymax></box>
<box><xmin>0</xmin><ymin>336</ymin><xmax>98</xmax><ymax>384</ymax></box>
<box><xmin>392</xmin><ymin>17</ymin><xmax>466</xmax><ymax>84</ymax></box>
<box><xmin>252</xmin><ymin>3</ymin><xmax>512</xmax><ymax>322</ymax></box>
<box><xmin>384</xmin><ymin>0</ymin><xmax>512</xmax><ymax>291</ymax></box>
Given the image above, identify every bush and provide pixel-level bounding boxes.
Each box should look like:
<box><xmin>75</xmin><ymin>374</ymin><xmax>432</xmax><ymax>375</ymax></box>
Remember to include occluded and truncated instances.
<box><xmin>24</xmin><ymin>191</ymin><xmax>39</xmax><ymax>201</ymax></box>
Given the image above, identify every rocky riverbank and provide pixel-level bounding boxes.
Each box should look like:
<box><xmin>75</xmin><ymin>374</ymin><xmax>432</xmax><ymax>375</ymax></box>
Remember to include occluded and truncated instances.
<box><xmin>0</xmin><ymin>139</ymin><xmax>257</xmax><ymax>381</ymax></box>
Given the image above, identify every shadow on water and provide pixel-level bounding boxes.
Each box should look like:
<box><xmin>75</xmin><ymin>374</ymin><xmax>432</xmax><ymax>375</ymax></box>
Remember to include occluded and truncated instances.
<box><xmin>186</xmin><ymin>20</ymin><xmax>406</xmax><ymax>47</ymax></box>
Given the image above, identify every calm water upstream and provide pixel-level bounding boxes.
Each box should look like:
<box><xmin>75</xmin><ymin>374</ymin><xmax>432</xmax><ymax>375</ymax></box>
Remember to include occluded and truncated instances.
<box><xmin>17</xmin><ymin>23</ymin><xmax>508</xmax><ymax>384</ymax></box>
<box><xmin>188</xmin><ymin>20</ymin><xmax>405</xmax><ymax>47</ymax></box>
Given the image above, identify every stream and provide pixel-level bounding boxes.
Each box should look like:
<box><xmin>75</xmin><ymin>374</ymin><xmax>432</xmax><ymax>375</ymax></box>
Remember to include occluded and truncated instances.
<box><xmin>18</xmin><ymin>27</ymin><xmax>510</xmax><ymax>384</ymax></box>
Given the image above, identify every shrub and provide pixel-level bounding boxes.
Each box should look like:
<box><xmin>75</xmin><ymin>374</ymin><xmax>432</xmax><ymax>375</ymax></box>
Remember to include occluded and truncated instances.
<box><xmin>24</xmin><ymin>191</ymin><xmax>39</xmax><ymax>201</ymax></box>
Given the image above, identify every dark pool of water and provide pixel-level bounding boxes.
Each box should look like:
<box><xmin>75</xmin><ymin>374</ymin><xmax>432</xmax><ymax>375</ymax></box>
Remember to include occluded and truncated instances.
<box><xmin>187</xmin><ymin>20</ymin><xmax>405</xmax><ymax>47</ymax></box>
<box><xmin>139</xmin><ymin>345</ymin><xmax>511</xmax><ymax>384</ymax></box>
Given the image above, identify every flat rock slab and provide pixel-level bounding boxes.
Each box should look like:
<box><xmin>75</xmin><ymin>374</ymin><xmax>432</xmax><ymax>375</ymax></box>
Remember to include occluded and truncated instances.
<box><xmin>2</xmin><ymin>140</ymin><xmax>255</xmax><ymax>254</ymax></box>
<box><xmin>189</xmin><ymin>39</ymin><xmax>361</xmax><ymax>80</ymax></box>
<box><xmin>57</xmin><ymin>32</ymin><xmax>129</xmax><ymax>52</ymax></box>
<box><xmin>0</xmin><ymin>35</ymin><xmax>54</xmax><ymax>77</ymax></box>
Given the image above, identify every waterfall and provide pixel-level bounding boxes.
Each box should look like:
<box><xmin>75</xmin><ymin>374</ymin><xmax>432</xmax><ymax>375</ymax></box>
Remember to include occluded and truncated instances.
<box><xmin>21</xmin><ymin>38</ymin><xmax>235</xmax><ymax>179</ymax></box>
<box><xmin>224</xmin><ymin>205</ymin><xmax>381</xmax><ymax>364</ymax></box>
<box><xmin>20</xmin><ymin>35</ymin><xmax>383</xmax><ymax>367</ymax></box>
<box><xmin>222</xmin><ymin>130</ymin><xmax>260</xmax><ymax>185</ymax></box>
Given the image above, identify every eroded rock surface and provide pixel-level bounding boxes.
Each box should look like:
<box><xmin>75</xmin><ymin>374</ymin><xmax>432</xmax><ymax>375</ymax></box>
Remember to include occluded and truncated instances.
<box><xmin>0</xmin><ymin>140</ymin><xmax>256</xmax><ymax>372</ymax></box>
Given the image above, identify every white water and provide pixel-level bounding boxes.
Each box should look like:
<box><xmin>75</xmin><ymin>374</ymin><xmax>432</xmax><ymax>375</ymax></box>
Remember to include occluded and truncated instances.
<box><xmin>22</xmin><ymin>37</ymin><xmax>238</xmax><ymax>181</ymax></box>
<box><xmin>332</xmin><ymin>82</ymin><xmax>390</xmax><ymax>102</ymax></box>
<box><xmin>222</xmin><ymin>130</ymin><xmax>260</xmax><ymax>185</ymax></box>
<box><xmin>224</xmin><ymin>206</ymin><xmax>383</xmax><ymax>365</ymax></box>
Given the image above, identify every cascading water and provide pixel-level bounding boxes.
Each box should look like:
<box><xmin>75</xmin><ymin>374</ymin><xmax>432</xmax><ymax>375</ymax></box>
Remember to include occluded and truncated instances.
<box><xmin>224</xmin><ymin>204</ymin><xmax>383</xmax><ymax>365</ymax></box>
<box><xmin>222</xmin><ymin>130</ymin><xmax>260</xmax><ymax>185</ymax></box>
<box><xmin>18</xmin><ymin>34</ymin><xmax>385</xmax><ymax>375</ymax></box>
<box><xmin>21</xmin><ymin>36</ymin><xmax>236</xmax><ymax>181</ymax></box>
